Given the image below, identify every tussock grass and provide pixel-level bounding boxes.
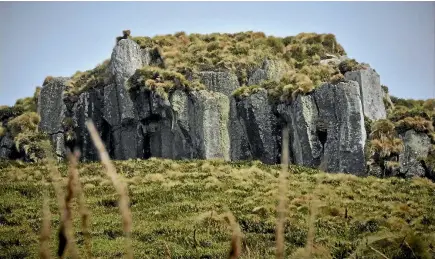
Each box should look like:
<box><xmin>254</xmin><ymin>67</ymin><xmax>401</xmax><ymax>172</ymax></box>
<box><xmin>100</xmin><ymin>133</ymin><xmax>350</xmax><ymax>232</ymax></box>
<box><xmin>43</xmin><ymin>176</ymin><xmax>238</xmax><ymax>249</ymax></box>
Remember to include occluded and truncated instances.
<box><xmin>0</xmin><ymin>151</ymin><xmax>434</xmax><ymax>258</ymax></box>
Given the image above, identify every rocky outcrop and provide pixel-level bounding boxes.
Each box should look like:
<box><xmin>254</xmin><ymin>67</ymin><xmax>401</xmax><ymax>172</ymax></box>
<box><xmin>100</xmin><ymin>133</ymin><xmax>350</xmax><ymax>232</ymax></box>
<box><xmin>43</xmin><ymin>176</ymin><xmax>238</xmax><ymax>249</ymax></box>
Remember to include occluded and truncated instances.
<box><xmin>189</xmin><ymin>90</ymin><xmax>230</xmax><ymax>160</ymax></box>
<box><xmin>314</xmin><ymin>82</ymin><xmax>366</xmax><ymax>174</ymax></box>
<box><xmin>199</xmin><ymin>71</ymin><xmax>239</xmax><ymax>96</ymax></box>
<box><xmin>236</xmin><ymin>89</ymin><xmax>280</xmax><ymax>164</ymax></box>
<box><xmin>345</xmin><ymin>68</ymin><xmax>386</xmax><ymax>121</ymax></box>
<box><xmin>398</xmin><ymin>130</ymin><xmax>431</xmax><ymax>178</ymax></box>
<box><xmin>36</xmin><ymin>36</ymin><xmax>409</xmax><ymax>178</ymax></box>
<box><xmin>38</xmin><ymin>77</ymin><xmax>69</xmax><ymax>158</ymax></box>
<box><xmin>248</xmin><ymin>59</ymin><xmax>287</xmax><ymax>86</ymax></box>
<box><xmin>73</xmin><ymin>88</ymin><xmax>106</xmax><ymax>161</ymax></box>
<box><xmin>278</xmin><ymin>81</ymin><xmax>367</xmax><ymax>175</ymax></box>
<box><xmin>0</xmin><ymin>134</ymin><xmax>14</xmax><ymax>159</ymax></box>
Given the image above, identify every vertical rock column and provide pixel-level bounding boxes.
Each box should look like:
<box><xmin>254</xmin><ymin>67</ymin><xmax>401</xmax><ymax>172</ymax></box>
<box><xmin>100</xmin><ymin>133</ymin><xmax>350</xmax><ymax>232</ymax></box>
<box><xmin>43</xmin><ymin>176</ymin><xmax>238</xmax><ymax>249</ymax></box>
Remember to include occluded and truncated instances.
<box><xmin>345</xmin><ymin>68</ymin><xmax>386</xmax><ymax>120</ymax></box>
<box><xmin>104</xmin><ymin>38</ymin><xmax>144</xmax><ymax>159</ymax></box>
<box><xmin>38</xmin><ymin>77</ymin><xmax>69</xmax><ymax>159</ymax></box>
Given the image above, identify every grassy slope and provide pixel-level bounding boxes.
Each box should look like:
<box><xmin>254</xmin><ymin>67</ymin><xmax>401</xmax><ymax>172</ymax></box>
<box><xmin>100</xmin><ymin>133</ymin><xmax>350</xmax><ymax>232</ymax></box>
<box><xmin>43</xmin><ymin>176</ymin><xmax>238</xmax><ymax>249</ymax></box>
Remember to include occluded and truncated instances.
<box><xmin>0</xmin><ymin>158</ymin><xmax>434</xmax><ymax>258</ymax></box>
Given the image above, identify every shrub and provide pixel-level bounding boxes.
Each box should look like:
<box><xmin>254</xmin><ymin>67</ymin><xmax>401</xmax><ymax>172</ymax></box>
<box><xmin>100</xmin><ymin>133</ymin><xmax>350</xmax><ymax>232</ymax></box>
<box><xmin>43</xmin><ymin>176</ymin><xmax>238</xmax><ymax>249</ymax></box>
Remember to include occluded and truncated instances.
<box><xmin>0</xmin><ymin>106</ymin><xmax>23</xmax><ymax>121</ymax></box>
<box><xmin>369</xmin><ymin>119</ymin><xmax>404</xmax><ymax>161</ymax></box>
<box><xmin>381</xmin><ymin>85</ymin><xmax>389</xmax><ymax>94</ymax></box>
<box><xmin>395</xmin><ymin>116</ymin><xmax>434</xmax><ymax>134</ymax></box>
<box><xmin>338</xmin><ymin>59</ymin><xmax>363</xmax><ymax>74</ymax></box>
<box><xmin>128</xmin><ymin>66</ymin><xmax>205</xmax><ymax>99</ymax></box>
<box><xmin>122</xmin><ymin>30</ymin><xmax>131</xmax><ymax>38</ymax></box>
<box><xmin>7</xmin><ymin>112</ymin><xmax>40</xmax><ymax>138</ymax></box>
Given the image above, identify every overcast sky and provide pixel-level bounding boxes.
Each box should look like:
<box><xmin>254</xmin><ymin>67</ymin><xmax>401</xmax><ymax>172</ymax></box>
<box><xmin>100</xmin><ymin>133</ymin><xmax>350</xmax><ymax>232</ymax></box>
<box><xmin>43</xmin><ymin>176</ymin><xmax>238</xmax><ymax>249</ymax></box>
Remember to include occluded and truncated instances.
<box><xmin>0</xmin><ymin>1</ymin><xmax>434</xmax><ymax>106</ymax></box>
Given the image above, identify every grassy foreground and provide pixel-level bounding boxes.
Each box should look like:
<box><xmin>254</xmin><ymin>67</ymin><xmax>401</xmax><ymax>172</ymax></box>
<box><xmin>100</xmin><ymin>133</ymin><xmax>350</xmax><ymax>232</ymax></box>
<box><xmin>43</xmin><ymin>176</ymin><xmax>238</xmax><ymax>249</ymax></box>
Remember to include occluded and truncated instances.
<box><xmin>0</xmin><ymin>158</ymin><xmax>434</xmax><ymax>259</ymax></box>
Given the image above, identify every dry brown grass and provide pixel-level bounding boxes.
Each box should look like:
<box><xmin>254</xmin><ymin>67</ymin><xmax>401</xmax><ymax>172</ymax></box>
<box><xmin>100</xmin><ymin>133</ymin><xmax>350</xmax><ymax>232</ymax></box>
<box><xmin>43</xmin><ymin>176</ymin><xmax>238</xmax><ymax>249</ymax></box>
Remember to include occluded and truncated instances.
<box><xmin>67</xmin><ymin>150</ymin><xmax>92</xmax><ymax>258</ymax></box>
<box><xmin>39</xmin><ymin>191</ymin><xmax>51</xmax><ymax>259</ymax></box>
<box><xmin>276</xmin><ymin>126</ymin><xmax>290</xmax><ymax>259</ymax></box>
<box><xmin>226</xmin><ymin>212</ymin><xmax>242</xmax><ymax>259</ymax></box>
<box><xmin>86</xmin><ymin>120</ymin><xmax>133</xmax><ymax>259</ymax></box>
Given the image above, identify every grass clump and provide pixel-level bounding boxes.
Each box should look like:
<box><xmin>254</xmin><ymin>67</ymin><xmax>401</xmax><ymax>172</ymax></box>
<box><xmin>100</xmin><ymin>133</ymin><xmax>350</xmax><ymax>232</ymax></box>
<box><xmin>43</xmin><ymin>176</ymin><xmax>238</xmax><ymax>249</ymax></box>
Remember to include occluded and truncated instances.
<box><xmin>6</xmin><ymin>112</ymin><xmax>50</xmax><ymax>162</ymax></box>
<box><xmin>64</xmin><ymin>60</ymin><xmax>111</xmax><ymax>98</ymax></box>
<box><xmin>128</xmin><ymin>66</ymin><xmax>205</xmax><ymax>99</ymax></box>
<box><xmin>368</xmin><ymin>119</ymin><xmax>404</xmax><ymax>176</ymax></box>
<box><xmin>0</xmin><ymin>126</ymin><xmax>5</xmax><ymax>138</ymax></box>
<box><xmin>395</xmin><ymin>116</ymin><xmax>434</xmax><ymax>134</ymax></box>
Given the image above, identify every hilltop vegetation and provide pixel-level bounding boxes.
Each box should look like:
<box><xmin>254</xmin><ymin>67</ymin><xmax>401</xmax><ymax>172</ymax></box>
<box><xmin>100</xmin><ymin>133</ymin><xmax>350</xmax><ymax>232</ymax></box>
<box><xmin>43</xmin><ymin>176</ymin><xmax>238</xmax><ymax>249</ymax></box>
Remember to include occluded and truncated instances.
<box><xmin>0</xmin><ymin>158</ymin><xmax>434</xmax><ymax>258</ymax></box>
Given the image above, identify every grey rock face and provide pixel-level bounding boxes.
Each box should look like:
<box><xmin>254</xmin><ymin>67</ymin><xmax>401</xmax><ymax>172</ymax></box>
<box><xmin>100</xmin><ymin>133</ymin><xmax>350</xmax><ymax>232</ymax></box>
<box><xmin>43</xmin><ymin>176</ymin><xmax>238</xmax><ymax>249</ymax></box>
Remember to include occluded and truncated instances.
<box><xmin>399</xmin><ymin>130</ymin><xmax>431</xmax><ymax>178</ymax></box>
<box><xmin>345</xmin><ymin>68</ymin><xmax>386</xmax><ymax>121</ymax></box>
<box><xmin>277</xmin><ymin>81</ymin><xmax>366</xmax><ymax>174</ymax></box>
<box><xmin>319</xmin><ymin>55</ymin><xmax>348</xmax><ymax>66</ymax></box>
<box><xmin>38</xmin><ymin>77</ymin><xmax>69</xmax><ymax>158</ymax></box>
<box><xmin>248</xmin><ymin>59</ymin><xmax>287</xmax><ymax>86</ymax></box>
<box><xmin>236</xmin><ymin>89</ymin><xmax>280</xmax><ymax>164</ymax></box>
<box><xmin>0</xmin><ymin>134</ymin><xmax>14</xmax><ymax>159</ymax></box>
<box><xmin>278</xmin><ymin>94</ymin><xmax>322</xmax><ymax>167</ymax></box>
<box><xmin>104</xmin><ymin>39</ymin><xmax>144</xmax><ymax>159</ymax></box>
<box><xmin>228</xmin><ymin>97</ymin><xmax>252</xmax><ymax>161</ymax></box>
<box><xmin>199</xmin><ymin>71</ymin><xmax>240</xmax><ymax>96</ymax></box>
<box><xmin>189</xmin><ymin>90</ymin><xmax>230</xmax><ymax>160</ymax></box>
<box><xmin>110</xmin><ymin>39</ymin><xmax>144</xmax><ymax>80</ymax></box>
<box><xmin>314</xmin><ymin>82</ymin><xmax>366</xmax><ymax>174</ymax></box>
<box><xmin>73</xmin><ymin>88</ymin><xmax>106</xmax><ymax>161</ymax></box>
<box><xmin>39</xmin><ymin>77</ymin><xmax>68</xmax><ymax>134</ymax></box>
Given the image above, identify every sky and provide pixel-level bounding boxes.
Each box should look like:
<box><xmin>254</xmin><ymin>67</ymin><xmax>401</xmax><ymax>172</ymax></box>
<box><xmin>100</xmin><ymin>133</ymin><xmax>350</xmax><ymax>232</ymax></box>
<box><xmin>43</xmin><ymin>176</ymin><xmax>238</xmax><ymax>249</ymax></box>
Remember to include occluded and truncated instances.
<box><xmin>0</xmin><ymin>2</ymin><xmax>434</xmax><ymax>106</ymax></box>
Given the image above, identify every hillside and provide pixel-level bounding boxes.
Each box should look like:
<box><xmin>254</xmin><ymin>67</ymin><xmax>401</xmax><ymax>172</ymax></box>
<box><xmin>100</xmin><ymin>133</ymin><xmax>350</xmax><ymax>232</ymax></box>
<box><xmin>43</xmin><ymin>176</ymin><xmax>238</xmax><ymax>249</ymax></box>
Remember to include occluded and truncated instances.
<box><xmin>1</xmin><ymin>158</ymin><xmax>434</xmax><ymax>258</ymax></box>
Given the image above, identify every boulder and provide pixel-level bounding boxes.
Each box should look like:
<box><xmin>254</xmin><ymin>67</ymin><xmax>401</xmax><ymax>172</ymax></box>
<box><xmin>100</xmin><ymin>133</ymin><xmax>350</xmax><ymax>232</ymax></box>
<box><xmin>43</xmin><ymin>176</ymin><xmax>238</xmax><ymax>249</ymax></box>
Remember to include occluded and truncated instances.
<box><xmin>398</xmin><ymin>130</ymin><xmax>431</xmax><ymax>178</ymax></box>
<box><xmin>236</xmin><ymin>89</ymin><xmax>280</xmax><ymax>164</ymax></box>
<box><xmin>0</xmin><ymin>134</ymin><xmax>14</xmax><ymax>159</ymax></box>
<box><xmin>199</xmin><ymin>71</ymin><xmax>240</xmax><ymax>96</ymax></box>
<box><xmin>248</xmin><ymin>59</ymin><xmax>288</xmax><ymax>86</ymax></box>
<box><xmin>345</xmin><ymin>68</ymin><xmax>386</xmax><ymax>120</ymax></box>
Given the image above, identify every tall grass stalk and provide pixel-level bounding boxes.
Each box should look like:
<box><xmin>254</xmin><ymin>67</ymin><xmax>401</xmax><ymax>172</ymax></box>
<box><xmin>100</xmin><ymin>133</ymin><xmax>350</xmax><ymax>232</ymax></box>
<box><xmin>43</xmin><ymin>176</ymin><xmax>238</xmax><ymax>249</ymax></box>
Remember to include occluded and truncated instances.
<box><xmin>39</xmin><ymin>191</ymin><xmax>51</xmax><ymax>259</ymax></box>
<box><xmin>67</xmin><ymin>150</ymin><xmax>92</xmax><ymax>258</ymax></box>
<box><xmin>276</xmin><ymin>125</ymin><xmax>290</xmax><ymax>259</ymax></box>
<box><xmin>86</xmin><ymin>120</ymin><xmax>133</xmax><ymax>259</ymax></box>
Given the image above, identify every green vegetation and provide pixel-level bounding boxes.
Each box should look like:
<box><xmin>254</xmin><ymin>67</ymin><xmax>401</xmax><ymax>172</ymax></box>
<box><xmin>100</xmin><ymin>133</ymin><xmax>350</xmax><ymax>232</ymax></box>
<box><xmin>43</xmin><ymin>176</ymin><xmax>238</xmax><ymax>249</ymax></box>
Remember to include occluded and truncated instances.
<box><xmin>0</xmin><ymin>158</ymin><xmax>434</xmax><ymax>258</ymax></box>
<box><xmin>51</xmin><ymin>31</ymin><xmax>362</xmax><ymax>101</ymax></box>
<box><xmin>367</xmin><ymin>120</ymin><xmax>404</xmax><ymax>176</ymax></box>
<box><xmin>64</xmin><ymin>59</ymin><xmax>111</xmax><ymax>98</ymax></box>
<box><xmin>130</xmin><ymin>31</ymin><xmax>351</xmax><ymax>101</ymax></box>
<box><xmin>0</xmin><ymin>88</ymin><xmax>50</xmax><ymax>162</ymax></box>
<box><xmin>127</xmin><ymin>66</ymin><xmax>205</xmax><ymax>99</ymax></box>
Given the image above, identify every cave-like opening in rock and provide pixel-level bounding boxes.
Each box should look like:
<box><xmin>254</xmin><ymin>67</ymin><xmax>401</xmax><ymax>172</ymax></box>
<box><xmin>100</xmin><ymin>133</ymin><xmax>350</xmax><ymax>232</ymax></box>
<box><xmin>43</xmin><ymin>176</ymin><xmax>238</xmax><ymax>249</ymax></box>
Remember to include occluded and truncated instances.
<box><xmin>317</xmin><ymin>129</ymin><xmax>327</xmax><ymax>147</ymax></box>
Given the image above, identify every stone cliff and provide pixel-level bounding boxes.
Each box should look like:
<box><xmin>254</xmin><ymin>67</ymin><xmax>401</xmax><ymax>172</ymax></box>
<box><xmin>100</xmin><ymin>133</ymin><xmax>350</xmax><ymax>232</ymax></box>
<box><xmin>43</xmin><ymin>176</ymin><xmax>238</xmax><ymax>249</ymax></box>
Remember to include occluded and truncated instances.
<box><xmin>2</xmin><ymin>32</ymin><xmax>433</xmax><ymax>179</ymax></box>
<box><xmin>37</xmin><ymin>37</ymin><xmax>385</xmax><ymax>175</ymax></box>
